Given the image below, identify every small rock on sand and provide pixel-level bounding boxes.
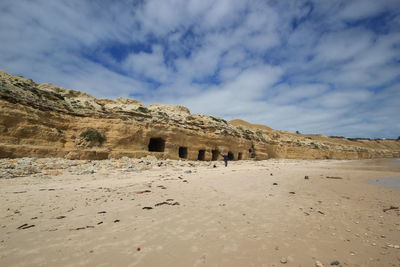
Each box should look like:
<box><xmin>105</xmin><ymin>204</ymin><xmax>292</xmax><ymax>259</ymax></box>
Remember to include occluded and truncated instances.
<box><xmin>17</xmin><ymin>224</ymin><xmax>35</xmax><ymax>230</ymax></box>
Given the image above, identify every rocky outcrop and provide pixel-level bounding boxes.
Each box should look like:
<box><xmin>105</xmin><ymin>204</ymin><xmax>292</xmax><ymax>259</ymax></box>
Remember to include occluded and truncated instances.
<box><xmin>1</xmin><ymin>70</ymin><xmax>399</xmax><ymax>160</ymax></box>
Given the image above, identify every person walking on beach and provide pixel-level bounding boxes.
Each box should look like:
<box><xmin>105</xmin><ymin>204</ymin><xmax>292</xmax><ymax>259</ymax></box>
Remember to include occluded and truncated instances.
<box><xmin>221</xmin><ymin>153</ymin><xmax>229</xmax><ymax>167</ymax></box>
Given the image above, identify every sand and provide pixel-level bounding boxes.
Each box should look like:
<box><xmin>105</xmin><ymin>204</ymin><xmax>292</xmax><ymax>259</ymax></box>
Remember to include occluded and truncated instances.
<box><xmin>0</xmin><ymin>159</ymin><xmax>399</xmax><ymax>267</ymax></box>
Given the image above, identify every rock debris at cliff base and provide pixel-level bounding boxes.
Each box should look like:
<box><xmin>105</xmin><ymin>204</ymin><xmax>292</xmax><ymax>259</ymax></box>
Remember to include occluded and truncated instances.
<box><xmin>0</xmin><ymin>156</ymin><xmax>216</xmax><ymax>179</ymax></box>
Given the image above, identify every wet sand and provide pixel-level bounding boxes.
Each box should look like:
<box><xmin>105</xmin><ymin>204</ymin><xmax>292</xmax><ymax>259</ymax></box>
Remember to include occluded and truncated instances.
<box><xmin>366</xmin><ymin>177</ymin><xmax>400</xmax><ymax>190</ymax></box>
<box><xmin>0</xmin><ymin>159</ymin><xmax>399</xmax><ymax>267</ymax></box>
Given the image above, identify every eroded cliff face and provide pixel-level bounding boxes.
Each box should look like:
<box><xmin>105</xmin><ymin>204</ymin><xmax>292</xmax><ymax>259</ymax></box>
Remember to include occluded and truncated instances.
<box><xmin>1</xmin><ymin>70</ymin><xmax>399</xmax><ymax>160</ymax></box>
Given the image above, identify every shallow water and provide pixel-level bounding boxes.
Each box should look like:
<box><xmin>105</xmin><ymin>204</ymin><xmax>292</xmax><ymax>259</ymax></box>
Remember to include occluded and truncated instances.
<box><xmin>363</xmin><ymin>159</ymin><xmax>400</xmax><ymax>189</ymax></box>
<box><xmin>366</xmin><ymin>177</ymin><xmax>400</xmax><ymax>190</ymax></box>
<box><xmin>338</xmin><ymin>158</ymin><xmax>400</xmax><ymax>172</ymax></box>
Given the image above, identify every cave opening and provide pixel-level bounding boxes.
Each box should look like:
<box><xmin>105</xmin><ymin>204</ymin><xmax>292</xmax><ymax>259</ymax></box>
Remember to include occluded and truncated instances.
<box><xmin>179</xmin><ymin>147</ymin><xmax>188</xmax><ymax>159</ymax></box>
<box><xmin>197</xmin><ymin>149</ymin><xmax>205</xmax><ymax>161</ymax></box>
<box><xmin>249</xmin><ymin>148</ymin><xmax>256</xmax><ymax>158</ymax></box>
<box><xmin>148</xmin><ymin>138</ymin><xmax>165</xmax><ymax>152</ymax></box>
<box><xmin>212</xmin><ymin>150</ymin><xmax>219</xmax><ymax>161</ymax></box>
<box><xmin>228</xmin><ymin>151</ymin><xmax>234</xmax><ymax>160</ymax></box>
<box><xmin>238</xmin><ymin>152</ymin><xmax>243</xmax><ymax>160</ymax></box>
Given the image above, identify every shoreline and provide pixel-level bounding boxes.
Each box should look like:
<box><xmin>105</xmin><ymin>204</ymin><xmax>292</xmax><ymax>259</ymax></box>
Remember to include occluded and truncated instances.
<box><xmin>1</xmin><ymin>158</ymin><xmax>399</xmax><ymax>266</ymax></box>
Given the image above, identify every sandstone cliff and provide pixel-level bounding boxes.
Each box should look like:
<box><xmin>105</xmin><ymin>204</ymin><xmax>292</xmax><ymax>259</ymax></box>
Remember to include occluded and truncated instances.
<box><xmin>1</xmin><ymin>70</ymin><xmax>399</xmax><ymax>160</ymax></box>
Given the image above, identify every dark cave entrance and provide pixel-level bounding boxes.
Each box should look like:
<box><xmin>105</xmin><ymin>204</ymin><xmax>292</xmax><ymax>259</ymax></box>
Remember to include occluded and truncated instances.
<box><xmin>148</xmin><ymin>138</ymin><xmax>165</xmax><ymax>152</ymax></box>
<box><xmin>212</xmin><ymin>150</ymin><xmax>219</xmax><ymax>161</ymax></box>
<box><xmin>228</xmin><ymin>151</ymin><xmax>234</xmax><ymax>160</ymax></box>
<box><xmin>179</xmin><ymin>147</ymin><xmax>188</xmax><ymax>159</ymax></box>
<box><xmin>238</xmin><ymin>152</ymin><xmax>243</xmax><ymax>160</ymax></box>
<box><xmin>249</xmin><ymin>148</ymin><xmax>256</xmax><ymax>158</ymax></box>
<box><xmin>197</xmin><ymin>150</ymin><xmax>205</xmax><ymax>161</ymax></box>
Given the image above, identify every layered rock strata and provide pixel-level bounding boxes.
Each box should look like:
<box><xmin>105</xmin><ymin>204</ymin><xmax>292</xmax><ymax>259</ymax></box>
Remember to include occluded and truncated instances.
<box><xmin>1</xmin><ymin>70</ymin><xmax>399</xmax><ymax>160</ymax></box>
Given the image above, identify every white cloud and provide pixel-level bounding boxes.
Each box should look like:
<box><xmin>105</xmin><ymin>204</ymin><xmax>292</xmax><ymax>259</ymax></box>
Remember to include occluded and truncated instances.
<box><xmin>271</xmin><ymin>84</ymin><xmax>329</xmax><ymax>105</ymax></box>
<box><xmin>175</xmin><ymin>45</ymin><xmax>222</xmax><ymax>81</ymax></box>
<box><xmin>315</xmin><ymin>28</ymin><xmax>374</xmax><ymax>63</ymax></box>
<box><xmin>337</xmin><ymin>0</ymin><xmax>392</xmax><ymax>21</ymax></box>
<box><xmin>123</xmin><ymin>45</ymin><xmax>171</xmax><ymax>83</ymax></box>
<box><xmin>201</xmin><ymin>0</ymin><xmax>247</xmax><ymax>30</ymax></box>
<box><xmin>315</xmin><ymin>90</ymin><xmax>373</xmax><ymax>109</ymax></box>
<box><xmin>178</xmin><ymin>65</ymin><xmax>282</xmax><ymax>116</ymax></box>
<box><xmin>218</xmin><ymin>67</ymin><xmax>243</xmax><ymax>82</ymax></box>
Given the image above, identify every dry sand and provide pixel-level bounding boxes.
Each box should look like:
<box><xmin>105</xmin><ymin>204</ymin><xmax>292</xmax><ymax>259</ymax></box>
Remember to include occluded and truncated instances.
<box><xmin>0</xmin><ymin>158</ymin><xmax>399</xmax><ymax>267</ymax></box>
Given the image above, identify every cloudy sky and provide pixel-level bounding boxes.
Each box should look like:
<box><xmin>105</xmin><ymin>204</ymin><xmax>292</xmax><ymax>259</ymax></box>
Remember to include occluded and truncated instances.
<box><xmin>1</xmin><ymin>0</ymin><xmax>399</xmax><ymax>138</ymax></box>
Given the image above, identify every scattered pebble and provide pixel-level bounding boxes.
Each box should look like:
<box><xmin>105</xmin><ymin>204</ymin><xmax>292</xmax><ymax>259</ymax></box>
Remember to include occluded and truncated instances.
<box><xmin>135</xmin><ymin>190</ymin><xmax>151</xmax><ymax>194</ymax></box>
<box><xmin>383</xmin><ymin>206</ymin><xmax>399</xmax><ymax>212</ymax></box>
<box><xmin>17</xmin><ymin>224</ymin><xmax>35</xmax><ymax>230</ymax></box>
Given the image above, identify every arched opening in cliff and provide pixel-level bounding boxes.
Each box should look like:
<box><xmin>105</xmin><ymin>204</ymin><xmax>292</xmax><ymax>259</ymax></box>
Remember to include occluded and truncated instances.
<box><xmin>148</xmin><ymin>138</ymin><xmax>165</xmax><ymax>152</ymax></box>
<box><xmin>249</xmin><ymin>148</ymin><xmax>256</xmax><ymax>158</ymax></box>
<box><xmin>197</xmin><ymin>150</ymin><xmax>205</xmax><ymax>161</ymax></box>
<box><xmin>238</xmin><ymin>152</ymin><xmax>243</xmax><ymax>160</ymax></box>
<box><xmin>179</xmin><ymin>147</ymin><xmax>188</xmax><ymax>159</ymax></box>
<box><xmin>212</xmin><ymin>150</ymin><xmax>219</xmax><ymax>161</ymax></box>
<box><xmin>228</xmin><ymin>151</ymin><xmax>234</xmax><ymax>160</ymax></box>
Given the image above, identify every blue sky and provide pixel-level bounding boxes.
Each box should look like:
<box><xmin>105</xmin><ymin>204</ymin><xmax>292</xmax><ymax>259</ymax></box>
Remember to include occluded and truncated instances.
<box><xmin>0</xmin><ymin>0</ymin><xmax>399</xmax><ymax>138</ymax></box>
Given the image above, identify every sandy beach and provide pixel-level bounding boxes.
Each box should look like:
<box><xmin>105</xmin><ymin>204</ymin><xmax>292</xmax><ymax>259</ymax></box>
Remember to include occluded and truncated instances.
<box><xmin>0</xmin><ymin>158</ymin><xmax>399</xmax><ymax>267</ymax></box>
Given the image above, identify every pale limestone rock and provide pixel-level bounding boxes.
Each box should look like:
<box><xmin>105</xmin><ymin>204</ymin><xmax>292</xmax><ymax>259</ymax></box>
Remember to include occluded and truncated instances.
<box><xmin>148</xmin><ymin>104</ymin><xmax>191</xmax><ymax>115</ymax></box>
